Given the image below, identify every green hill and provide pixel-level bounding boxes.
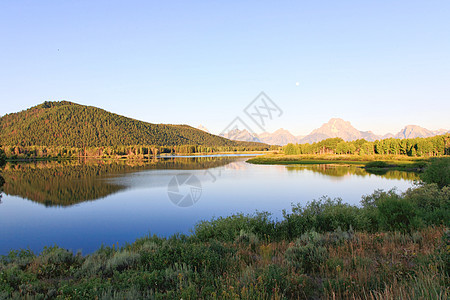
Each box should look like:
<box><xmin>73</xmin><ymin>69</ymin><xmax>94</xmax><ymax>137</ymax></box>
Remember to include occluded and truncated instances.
<box><xmin>0</xmin><ymin>101</ymin><xmax>267</xmax><ymax>150</ymax></box>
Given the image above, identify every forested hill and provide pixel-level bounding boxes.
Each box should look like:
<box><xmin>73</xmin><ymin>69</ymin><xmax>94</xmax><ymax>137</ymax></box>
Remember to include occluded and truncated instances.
<box><xmin>0</xmin><ymin>101</ymin><xmax>265</xmax><ymax>148</ymax></box>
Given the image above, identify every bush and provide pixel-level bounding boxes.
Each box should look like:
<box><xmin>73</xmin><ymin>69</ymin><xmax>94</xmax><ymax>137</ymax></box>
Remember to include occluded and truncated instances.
<box><xmin>105</xmin><ymin>251</ymin><xmax>140</xmax><ymax>274</ymax></box>
<box><xmin>421</xmin><ymin>158</ymin><xmax>450</xmax><ymax>188</ymax></box>
<box><xmin>193</xmin><ymin>212</ymin><xmax>276</xmax><ymax>242</ymax></box>
<box><xmin>286</xmin><ymin>197</ymin><xmax>363</xmax><ymax>234</ymax></box>
<box><xmin>376</xmin><ymin>195</ymin><xmax>421</xmax><ymax>232</ymax></box>
<box><xmin>404</xmin><ymin>184</ymin><xmax>450</xmax><ymax>226</ymax></box>
<box><xmin>261</xmin><ymin>264</ymin><xmax>288</xmax><ymax>294</ymax></box>
<box><xmin>325</xmin><ymin>226</ymin><xmax>355</xmax><ymax>245</ymax></box>
<box><xmin>235</xmin><ymin>229</ymin><xmax>259</xmax><ymax>251</ymax></box>
<box><xmin>1</xmin><ymin>249</ymin><xmax>35</xmax><ymax>269</ymax></box>
<box><xmin>285</xmin><ymin>240</ymin><xmax>328</xmax><ymax>274</ymax></box>
<box><xmin>37</xmin><ymin>246</ymin><xmax>79</xmax><ymax>278</ymax></box>
<box><xmin>80</xmin><ymin>252</ymin><xmax>107</xmax><ymax>277</ymax></box>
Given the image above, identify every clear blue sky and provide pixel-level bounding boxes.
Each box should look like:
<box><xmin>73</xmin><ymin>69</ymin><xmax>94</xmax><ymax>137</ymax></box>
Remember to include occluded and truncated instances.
<box><xmin>1</xmin><ymin>1</ymin><xmax>449</xmax><ymax>136</ymax></box>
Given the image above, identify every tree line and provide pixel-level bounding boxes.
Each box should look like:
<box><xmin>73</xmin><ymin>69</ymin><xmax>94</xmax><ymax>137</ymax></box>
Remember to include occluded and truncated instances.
<box><xmin>283</xmin><ymin>134</ymin><xmax>450</xmax><ymax>156</ymax></box>
<box><xmin>0</xmin><ymin>144</ymin><xmax>271</xmax><ymax>159</ymax></box>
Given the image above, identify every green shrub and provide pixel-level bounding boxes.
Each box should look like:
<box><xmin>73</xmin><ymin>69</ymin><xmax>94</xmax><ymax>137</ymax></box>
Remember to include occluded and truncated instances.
<box><xmin>261</xmin><ymin>264</ymin><xmax>288</xmax><ymax>295</ymax></box>
<box><xmin>326</xmin><ymin>257</ymin><xmax>344</xmax><ymax>272</ymax></box>
<box><xmin>421</xmin><ymin>158</ymin><xmax>450</xmax><ymax>188</ymax></box>
<box><xmin>193</xmin><ymin>212</ymin><xmax>276</xmax><ymax>242</ymax></box>
<box><xmin>404</xmin><ymin>184</ymin><xmax>450</xmax><ymax>226</ymax></box>
<box><xmin>162</xmin><ymin>263</ymin><xmax>194</xmax><ymax>291</ymax></box>
<box><xmin>236</xmin><ymin>229</ymin><xmax>260</xmax><ymax>250</ymax></box>
<box><xmin>80</xmin><ymin>252</ymin><xmax>107</xmax><ymax>277</ymax></box>
<box><xmin>287</xmin><ymin>197</ymin><xmax>363</xmax><ymax>233</ymax></box>
<box><xmin>325</xmin><ymin>226</ymin><xmax>355</xmax><ymax>245</ymax></box>
<box><xmin>376</xmin><ymin>195</ymin><xmax>421</xmax><ymax>232</ymax></box>
<box><xmin>285</xmin><ymin>241</ymin><xmax>328</xmax><ymax>274</ymax></box>
<box><xmin>105</xmin><ymin>251</ymin><xmax>140</xmax><ymax>274</ymax></box>
<box><xmin>297</xmin><ymin>230</ymin><xmax>324</xmax><ymax>246</ymax></box>
<box><xmin>1</xmin><ymin>249</ymin><xmax>35</xmax><ymax>269</ymax></box>
<box><xmin>37</xmin><ymin>246</ymin><xmax>79</xmax><ymax>278</ymax></box>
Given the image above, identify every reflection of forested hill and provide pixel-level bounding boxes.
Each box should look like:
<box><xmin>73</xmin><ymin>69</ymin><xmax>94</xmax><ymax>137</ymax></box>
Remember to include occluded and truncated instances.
<box><xmin>285</xmin><ymin>164</ymin><xmax>419</xmax><ymax>181</ymax></box>
<box><xmin>2</xmin><ymin>157</ymin><xmax>236</xmax><ymax>206</ymax></box>
<box><xmin>0</xmin><ymin>174</ymin><xmax>4</xmax><ymax>204</ymax></box>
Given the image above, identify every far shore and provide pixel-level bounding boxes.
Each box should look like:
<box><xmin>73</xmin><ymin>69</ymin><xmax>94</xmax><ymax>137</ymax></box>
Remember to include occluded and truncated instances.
<box><xmin>246</xmin><ymin>153</ymin><xmax>435</xmax><ymax>173</ymax></box>
<box><xmin>5</xmin><ymin>150</ymin><xmax>271</xmax><ymax>163</ymax></box>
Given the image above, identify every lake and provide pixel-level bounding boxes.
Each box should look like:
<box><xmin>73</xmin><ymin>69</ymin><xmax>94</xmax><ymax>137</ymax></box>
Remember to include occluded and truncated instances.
<box><xmin>0</xmin><ymin>156</ymin><xmax>418</xmax><ymax>255</ymax></box>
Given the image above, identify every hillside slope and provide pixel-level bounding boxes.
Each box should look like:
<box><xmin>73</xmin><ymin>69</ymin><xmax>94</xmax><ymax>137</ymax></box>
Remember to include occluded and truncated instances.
<box><xmin>0</xmin><ymin>101</ymin><xmax>265</xmax><ymax>148</ymax></box>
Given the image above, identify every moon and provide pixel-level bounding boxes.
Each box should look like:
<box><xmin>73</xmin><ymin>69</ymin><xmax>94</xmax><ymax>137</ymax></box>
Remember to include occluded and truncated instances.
<box><xmin>295</xmin><ymin>82</ymin><xmax>299</xmax><ymax>86</ymax></box>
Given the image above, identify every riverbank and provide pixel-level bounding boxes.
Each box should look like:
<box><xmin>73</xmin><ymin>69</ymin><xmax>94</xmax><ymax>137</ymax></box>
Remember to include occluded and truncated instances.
<box><xmin>246</xmin><ymin>154</ymin><xmax>431</xmax><ymax>173</ymax></box>
<box><xmin>5</xmin><ymin>151</ymin><xmax>269</xmax><ymax>163</ymax></box>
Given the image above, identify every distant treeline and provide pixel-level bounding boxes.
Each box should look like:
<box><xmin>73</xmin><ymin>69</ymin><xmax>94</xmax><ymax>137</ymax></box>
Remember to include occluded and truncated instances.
<box><xmin>0</xmin><ymin>144</ymin><xmax>272</xmax><ymax>160</ymax></box>
<box><xmin>283</xmin><ymin>134</ymin><xmax>450</xmax><ymax>156</ymax></box>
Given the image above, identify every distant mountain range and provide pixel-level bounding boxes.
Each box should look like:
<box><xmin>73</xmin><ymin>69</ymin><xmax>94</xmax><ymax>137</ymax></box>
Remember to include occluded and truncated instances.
<box><xmin>258</xmin><ymin>129</ymin><xmax>302</xmax><ymax>145</ymax></box>
<box><xmin>214</xmin><ymin>118</ymin><xmax>449</xmax><ymax>145</ymax></box>
<box><xmin>219</xmin><ymin>128</ymin><xmax>262</xmax><ymax>143</ymax></box>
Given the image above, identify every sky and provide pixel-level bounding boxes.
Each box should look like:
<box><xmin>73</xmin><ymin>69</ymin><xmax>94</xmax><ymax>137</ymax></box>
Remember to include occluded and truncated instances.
<box><xmin>1</xmin><ymin>1</ymin><xmax>449</xmax><ymax>136</ymax></box>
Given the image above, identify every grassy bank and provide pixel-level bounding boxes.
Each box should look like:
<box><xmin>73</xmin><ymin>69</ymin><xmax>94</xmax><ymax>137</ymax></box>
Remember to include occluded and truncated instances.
<box><xmin>247</xmin><ymin>153</ymin><xmax>428</xmax><ymax>164</ymax></box>
<box><xmin>246</xmin><ymin>154</ymin><xmax>432</xmax><ymax>173</ymax></box>
<box><xmin>1</xmin><ymin>182</ymin><xmax>448</xmax><ymax>299</ymax></box>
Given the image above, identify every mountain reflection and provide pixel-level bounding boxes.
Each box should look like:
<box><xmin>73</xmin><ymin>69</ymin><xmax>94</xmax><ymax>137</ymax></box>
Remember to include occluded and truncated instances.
<box><xmin>1</xmin><ymin>159</ymin><xmax>419</xmax><ymax>207</ymax></box>
<box><xmin>1</xmin><ymin>157</ymin><xmax>237</xmax><ymax>207</ymax></box>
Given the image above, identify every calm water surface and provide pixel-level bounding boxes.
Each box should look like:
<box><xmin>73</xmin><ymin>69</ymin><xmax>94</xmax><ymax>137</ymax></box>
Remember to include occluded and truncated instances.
<box><xmin>0</xmin><ymin>156</ymin><xmax>418</xmax><ymax>255</ymax></box>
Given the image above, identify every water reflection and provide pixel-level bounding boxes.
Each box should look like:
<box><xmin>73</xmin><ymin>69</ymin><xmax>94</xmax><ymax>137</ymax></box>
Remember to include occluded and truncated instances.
<box><xmin>285</xmin><ymin>164</ymin><xmax>419</xmax><ymax>181</ymax></box>
<box><xmin>1</xmin><ymin>157</ymin><xmax>238</xmax><ymax>207</ymax></box>
<box><xmin>0</xmin><ymin>173</ymin><xmax>4</xmax><ymax>204</ymax></box>
<box><xmin>0</xmin><ymin>157</ymin><xmax>417</xmax><ymax>255</ymax></box>
<box><xmin>1</xmin><ymin>159</ymin><xmax>420</xmax><ymax>208</ymax></box>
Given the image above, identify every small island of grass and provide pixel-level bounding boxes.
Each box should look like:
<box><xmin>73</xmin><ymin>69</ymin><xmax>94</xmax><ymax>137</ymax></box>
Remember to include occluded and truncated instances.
<box><xmin>247</xmin><ymin>153</ymin><xmax>434</xmax><ymax>174</ymax></box>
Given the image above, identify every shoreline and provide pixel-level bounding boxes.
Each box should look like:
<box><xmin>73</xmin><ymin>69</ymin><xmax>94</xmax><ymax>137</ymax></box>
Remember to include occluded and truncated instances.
<box><xmin>5</xmin><ymin>151</ymin><xmax>269</xmax><ymax>163</ymax></box>
<box><xmin>246</xmin><ymin>154</ymin><xmax>436</xmax><ymax>173</ymax></box>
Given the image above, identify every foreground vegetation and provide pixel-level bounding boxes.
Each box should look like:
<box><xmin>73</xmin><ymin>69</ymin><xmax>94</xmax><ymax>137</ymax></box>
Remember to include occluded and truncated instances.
<box><xmin>1</xmin><ymin>225</ymin><xmax>447</xmax><ymax>299</ymax></box>
<box><xmin>0</xmin><ymin>159</ymin><xmax>448</xmax><ymax>299</ymax></box>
